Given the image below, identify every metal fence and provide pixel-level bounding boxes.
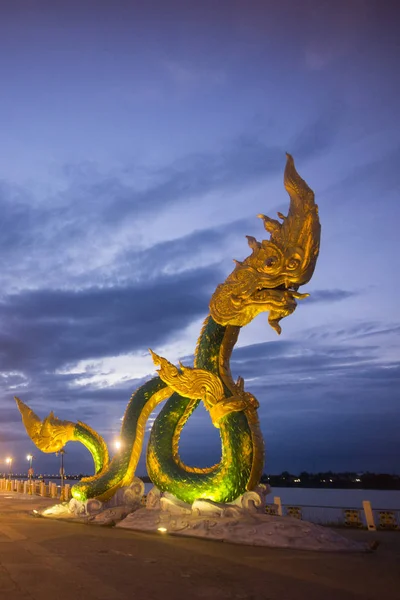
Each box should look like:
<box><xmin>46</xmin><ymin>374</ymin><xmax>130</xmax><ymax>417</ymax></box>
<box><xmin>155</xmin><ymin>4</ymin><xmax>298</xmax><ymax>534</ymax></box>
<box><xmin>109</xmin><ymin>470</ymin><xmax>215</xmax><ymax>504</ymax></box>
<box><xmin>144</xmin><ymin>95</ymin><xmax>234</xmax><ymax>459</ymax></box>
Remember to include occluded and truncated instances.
<box><xmin>266</xmin><ymin>497</ymin><xmax>400</xmax><ymax>530</ymax></box>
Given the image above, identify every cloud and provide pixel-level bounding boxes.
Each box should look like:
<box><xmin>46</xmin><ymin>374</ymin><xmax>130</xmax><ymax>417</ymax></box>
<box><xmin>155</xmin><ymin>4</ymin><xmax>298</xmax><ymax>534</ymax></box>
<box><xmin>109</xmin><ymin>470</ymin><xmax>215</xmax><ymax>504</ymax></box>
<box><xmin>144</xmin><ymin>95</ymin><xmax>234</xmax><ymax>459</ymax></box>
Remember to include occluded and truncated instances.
<box><xmin>307</xmin><ymin>321</ymin><xmax>400</xmax><ymax>343</ymax></box>
<box><xmin>353</xmin><ymin>325</ymin><xmax>400</xmax><ymax>339</ymax></box>
<box><xmin>231</xmin><ymin>339</ymin><xmax>380</xmax><ymax>383</ymax></box>
<box><xmin>227</xmin><ymin>333</ymin><xmax>400</xmax><ymax>473</ymax></box>
<box><xmin>228</xmin><ymin>333</ymin><xmax>398</xmax><ymax>416</ymax></box>
<box><xmin>305</xmin><ymin>289</ymin><xmax>359</xmax><ymax>304</ymax></box>
<box><xmin>115</xmin><ymin>216</ymin><xmax>254</xmax><ymax>280</ymax></box>
<box><xmin>0</xmin><ymin>121</ymin><xmax>396</xmax><ymax>475</ymax></box>
<box><xmin>61</xmin><ymin>112</ymin><xmax>340</xmax><ymax>230</ymax></box>
<box><xmin>0</xmin><ymin>136</ymin><xmax>286</xmax><ymax>292</ymax></box>
<box><xmin>0</xmin><ymin>188</ymin><xmax>249</xmax><ymax>294</ymax></box>
<box><xmin>171</xmin><ymin>312</ymin><xmax>400</xmax><ymax>473</ymax></box>
<box><xmin>0</xmin><ymin>113</ymin><xmax>344</xmax><ymax>294</ymax></box>
<box><xmin>0</xmin><ymin>265</ymin><xmax>220</xmax><ymax>373</ymax></box>
<box><xmin>2</xmin><ymin>288</ymin><xmax>399</xmax><ymax>475</ymax></box>
<box><xmin>98</xmin><ymin>137</ymin><xmax>286</xmax><ymax>227</ymax></box>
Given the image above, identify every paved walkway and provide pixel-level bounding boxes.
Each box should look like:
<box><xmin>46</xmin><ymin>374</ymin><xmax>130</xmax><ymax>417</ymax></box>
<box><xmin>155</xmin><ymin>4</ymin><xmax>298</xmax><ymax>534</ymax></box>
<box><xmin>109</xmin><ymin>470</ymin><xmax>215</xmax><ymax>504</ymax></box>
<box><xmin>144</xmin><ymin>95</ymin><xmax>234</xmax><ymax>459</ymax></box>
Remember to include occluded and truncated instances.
<box><xmin>0</xmin><ymin>491</ymin><xmax>399</xmax><ymax>599</ymax></box>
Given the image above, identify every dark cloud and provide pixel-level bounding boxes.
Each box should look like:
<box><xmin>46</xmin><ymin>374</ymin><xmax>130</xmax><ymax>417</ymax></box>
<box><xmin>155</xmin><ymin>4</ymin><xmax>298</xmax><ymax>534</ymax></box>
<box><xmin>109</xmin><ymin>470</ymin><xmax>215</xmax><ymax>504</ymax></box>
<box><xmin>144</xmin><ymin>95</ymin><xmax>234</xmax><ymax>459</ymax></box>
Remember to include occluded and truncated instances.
<box><xmin>261</xmin><ymin>411</ymin><xmax>400</xmax><ymax>475</ymax></box>
<box><xmin>304</xmin><ymin>288</ymin><xmax>359</xmax><ymax>304</ymax></box>
<box><xmin>0</xmin><ymin>261</ymin><xmax>220</xmax><ymax>473</ymax></box>
<box><xmin>0</xmin><ymin>265</ymin><xmax>220</xmax><ymax>373</ymax></box>
<box><xmin>1</xmin><ymin>246</ymin><xmax>397</xmax><ymax>475</ymax></box>
<box><xmin>230</xmin><ymin>339</ymin><xmax>380</xmax><ymax>383</ymax></box>
<box><xmin>114</xmin><ymin>217</ymin><xmax>254</xmax><ymax>281</ymax></box>
<box><xmin>0</xmin><ymin>112</ymin><xmax>341</xmax><ymax>293</ymax></box>
<box><xmin>0</xmin><ymin>134</ymin><xmax>296</xmax><ymax>291</ymax></box>
<box><xmin>0</xmin><ymin>179</ymin><xmax>256</xmax><ymax>292</ymax></box>
<box><xmin>353</xmin><ymin>325</ymin><xmax>400</xmax><ymax>339</ymax></box>
<box><xmin>2</xmin><ymin>304</ymin><xmax>399</xmax><ymax>475</ymax></box>
<box><xmin>180</xmin><ymin>335</ymin><xmax>400</xmax><ymax>473</ymax></box>
<box><xmin>306</xmin><ymin>320</ymin><xmax>400</xmax><ymax>342</ymax></box>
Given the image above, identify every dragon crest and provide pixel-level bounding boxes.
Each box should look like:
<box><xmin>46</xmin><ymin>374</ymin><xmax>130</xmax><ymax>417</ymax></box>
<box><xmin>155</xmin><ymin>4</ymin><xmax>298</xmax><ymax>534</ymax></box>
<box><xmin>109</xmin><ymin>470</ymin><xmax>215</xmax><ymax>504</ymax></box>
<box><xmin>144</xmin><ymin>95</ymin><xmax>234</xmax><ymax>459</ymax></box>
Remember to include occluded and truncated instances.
<box><xmin>209</xmin><ymin>153</ymin><xmax>320</xmax><ymax>333</ymax></box>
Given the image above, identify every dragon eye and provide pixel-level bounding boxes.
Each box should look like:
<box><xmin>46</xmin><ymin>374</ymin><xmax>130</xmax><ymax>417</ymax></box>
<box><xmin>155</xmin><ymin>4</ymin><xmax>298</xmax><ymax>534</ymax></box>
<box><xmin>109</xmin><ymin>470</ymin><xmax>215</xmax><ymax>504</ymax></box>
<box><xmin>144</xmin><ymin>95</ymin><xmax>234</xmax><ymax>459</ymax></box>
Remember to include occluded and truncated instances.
<box><xmin>265</xmin><ymin>257</ymin><xmax>277</xmax><ymax>268</ymax></box>
<box><xmin>287</xmin><ymin>257</ymin><xmax>300</xmax><ymax>270</ymax></box>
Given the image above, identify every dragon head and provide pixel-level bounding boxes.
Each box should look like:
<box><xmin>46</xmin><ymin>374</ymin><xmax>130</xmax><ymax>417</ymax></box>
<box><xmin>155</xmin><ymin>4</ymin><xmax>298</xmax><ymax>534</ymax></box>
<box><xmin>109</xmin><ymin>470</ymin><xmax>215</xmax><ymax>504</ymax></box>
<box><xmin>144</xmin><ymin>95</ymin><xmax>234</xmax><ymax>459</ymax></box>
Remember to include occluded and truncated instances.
<box><xmin>209</xmin><ymin>154</ymin><xmax>321</xmax><ymax>334</ymax></box>
<box><xmin>15</xmin><ymin>396</ymin><xmax>75</xmax><ymax>453</ymax></box>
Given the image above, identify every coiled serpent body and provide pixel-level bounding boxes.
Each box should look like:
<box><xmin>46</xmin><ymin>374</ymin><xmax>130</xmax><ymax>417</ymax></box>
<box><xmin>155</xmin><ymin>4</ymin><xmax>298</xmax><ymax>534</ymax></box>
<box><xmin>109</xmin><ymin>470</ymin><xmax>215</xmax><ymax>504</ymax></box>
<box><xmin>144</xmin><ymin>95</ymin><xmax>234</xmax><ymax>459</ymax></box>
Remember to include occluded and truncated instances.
<box><xmin>71</xmin><ymin>316</ymin><xmax>263</xmax><ymax>503</ymax></box>
<box><xmin>16</xmin><ymin>154</ymin><xmax>320</xmax><ymax>506</ymax></box>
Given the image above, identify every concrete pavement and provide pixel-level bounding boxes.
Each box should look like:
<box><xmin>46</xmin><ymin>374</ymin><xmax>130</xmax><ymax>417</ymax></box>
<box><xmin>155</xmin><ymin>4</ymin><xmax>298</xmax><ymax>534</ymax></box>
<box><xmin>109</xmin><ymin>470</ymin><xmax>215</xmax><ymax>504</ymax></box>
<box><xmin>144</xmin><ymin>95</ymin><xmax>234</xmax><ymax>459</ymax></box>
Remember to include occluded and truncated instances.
<box><xmin>0</xmin><ymin>491</ymin><xmax>399</xmax><ymax>600</ymax></box>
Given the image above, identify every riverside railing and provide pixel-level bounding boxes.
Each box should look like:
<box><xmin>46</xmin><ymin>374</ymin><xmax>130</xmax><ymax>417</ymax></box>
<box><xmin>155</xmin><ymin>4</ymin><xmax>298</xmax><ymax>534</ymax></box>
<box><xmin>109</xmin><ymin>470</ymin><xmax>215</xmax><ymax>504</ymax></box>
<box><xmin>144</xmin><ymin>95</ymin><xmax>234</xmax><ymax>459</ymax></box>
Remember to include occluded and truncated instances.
<box><xmin>266</xmin><ymin>496</ymin><xmax>400</xmax><ymax>531</ymax></box>
<box><xmin>0</xmin><ymin>477</ymin><xmax>71</xmax><ymax>501</ymax></box>
<box><xmin>1</xmin><ymin>479</ymin><xmax>398</xmax><ymax>530</ymax></box>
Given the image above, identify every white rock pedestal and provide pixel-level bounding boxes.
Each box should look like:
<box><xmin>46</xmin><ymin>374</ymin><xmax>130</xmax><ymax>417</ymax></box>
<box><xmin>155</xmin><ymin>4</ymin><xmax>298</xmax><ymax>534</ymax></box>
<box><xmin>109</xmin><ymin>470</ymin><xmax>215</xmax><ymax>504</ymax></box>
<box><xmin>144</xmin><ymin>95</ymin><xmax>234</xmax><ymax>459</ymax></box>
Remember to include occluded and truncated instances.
<box><xmin>37</xmin><ymin>477</ymin><xmax>145</xmax><ymax>525</ymax></box>
<box><xmin>116</xmin><ymin>485</ymin><xmax>369</xmax><ymax>553</ymax></box>
<box><xmin>36</xmin><ymin>480</ymin><xmax>369</xmax><ymax>552</ymax></box>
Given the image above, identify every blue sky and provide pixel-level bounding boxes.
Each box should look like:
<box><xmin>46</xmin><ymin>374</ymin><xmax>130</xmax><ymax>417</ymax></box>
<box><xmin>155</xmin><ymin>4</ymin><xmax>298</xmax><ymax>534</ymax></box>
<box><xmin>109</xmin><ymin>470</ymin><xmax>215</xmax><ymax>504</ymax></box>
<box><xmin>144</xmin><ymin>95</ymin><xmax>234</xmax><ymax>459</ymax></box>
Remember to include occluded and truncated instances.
<box><xmin>0</xmin><ymin>0</ymin><xmax>399</xmax><ymax>477</ymax></box>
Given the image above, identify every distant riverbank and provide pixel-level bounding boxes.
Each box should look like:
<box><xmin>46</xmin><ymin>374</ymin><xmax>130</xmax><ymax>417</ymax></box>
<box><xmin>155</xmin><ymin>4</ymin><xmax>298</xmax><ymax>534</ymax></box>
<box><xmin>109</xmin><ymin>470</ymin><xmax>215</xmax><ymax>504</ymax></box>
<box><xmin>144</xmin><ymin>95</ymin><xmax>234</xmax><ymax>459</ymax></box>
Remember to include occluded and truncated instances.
<box><xmin>266</xmin><ymin>487</ymin><xmax>400</xmax><ymax>510</ymax></box>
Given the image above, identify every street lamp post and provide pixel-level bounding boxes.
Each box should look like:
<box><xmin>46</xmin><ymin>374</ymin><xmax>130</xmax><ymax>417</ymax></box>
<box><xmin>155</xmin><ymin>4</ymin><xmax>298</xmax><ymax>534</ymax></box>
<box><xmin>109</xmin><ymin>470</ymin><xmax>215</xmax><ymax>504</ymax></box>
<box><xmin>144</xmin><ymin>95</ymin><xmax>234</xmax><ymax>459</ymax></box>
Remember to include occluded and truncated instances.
<box><xmin>57</xmin><ymin>448</ymin><xmax>66</xmax><ymax>496</ymax></box>
<box><xmin>27</xmin><ymin>454</ymin><xmax>34</xmax><ymax>479</ymax></box>
<box><xmin>27</xmin><ymin>454</ymin><xmax>34</xmax><ymax>494</ymax></box>
<box><xmin>5</xmin><ymin>457</ymin><xmax>12</xmax><ymax>481</ymax></box>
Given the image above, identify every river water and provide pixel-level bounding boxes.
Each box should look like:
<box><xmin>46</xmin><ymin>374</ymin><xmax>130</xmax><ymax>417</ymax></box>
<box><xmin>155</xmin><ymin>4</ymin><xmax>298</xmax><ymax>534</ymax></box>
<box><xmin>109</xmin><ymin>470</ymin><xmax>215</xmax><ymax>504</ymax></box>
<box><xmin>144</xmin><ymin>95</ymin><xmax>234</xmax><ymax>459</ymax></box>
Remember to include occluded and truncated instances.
<box><xmin>141</xmin><ymin>484</ymin><xmax>400</xmax><ymax>511</ymax></box>
<box><xmin>265</xmin><ymin>487</ymin><xmax>400</xmax><ymax>510</ymax></box>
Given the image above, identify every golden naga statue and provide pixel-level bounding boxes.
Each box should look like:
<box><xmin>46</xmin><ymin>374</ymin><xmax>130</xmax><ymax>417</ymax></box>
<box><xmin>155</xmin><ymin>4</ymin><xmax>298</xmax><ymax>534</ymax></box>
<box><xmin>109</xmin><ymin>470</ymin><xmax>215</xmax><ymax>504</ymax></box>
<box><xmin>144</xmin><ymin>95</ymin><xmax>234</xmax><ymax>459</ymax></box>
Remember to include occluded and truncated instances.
<box><xmin>16</xmin><ymin>153</ymin><xmax>321</xmax><ymax>504</ymax></box>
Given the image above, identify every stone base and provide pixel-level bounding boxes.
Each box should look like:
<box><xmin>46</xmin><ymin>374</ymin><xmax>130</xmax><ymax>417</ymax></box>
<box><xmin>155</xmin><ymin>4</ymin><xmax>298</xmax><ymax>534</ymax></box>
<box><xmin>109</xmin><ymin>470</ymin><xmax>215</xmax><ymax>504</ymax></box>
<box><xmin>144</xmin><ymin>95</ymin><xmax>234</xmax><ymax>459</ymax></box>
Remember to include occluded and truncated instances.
<box><xmin>116</xmin><ymin>485</ymin><xmax>369</xmax><ymax>552</ymax></box>
<box><xmin>117</xmin><ymin>506</ymin><xmax>369</xmax><ymax>551</ymax></box>
<box><xmin>37</xmin><ymin>477</ymin><xmax>146</xmax><ymax>526</ymax></box>
<box><xmin>36</xmin><ymin>481</ymin><xmax>369</xmax><ymax>552</ymax></box>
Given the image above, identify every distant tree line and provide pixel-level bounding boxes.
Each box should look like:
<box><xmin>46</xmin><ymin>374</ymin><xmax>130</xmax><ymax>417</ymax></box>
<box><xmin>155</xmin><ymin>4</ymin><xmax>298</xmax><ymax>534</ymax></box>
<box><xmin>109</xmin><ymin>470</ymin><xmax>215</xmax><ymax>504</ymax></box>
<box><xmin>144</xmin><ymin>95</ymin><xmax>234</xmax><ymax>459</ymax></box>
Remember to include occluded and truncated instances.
<box><xmin>260</xmin><ymin>471</ymin><xmax>400</xmax><ymax>490</ymax></box>
<box><xmin>70</xmin><ymin>472</ymin><xmax>399</xmax><ymax>490</ymax></box>
<box><xmin>141</xmin><ymin>472</ymin><xmax>400</xmax><ymax>490</ymax></box>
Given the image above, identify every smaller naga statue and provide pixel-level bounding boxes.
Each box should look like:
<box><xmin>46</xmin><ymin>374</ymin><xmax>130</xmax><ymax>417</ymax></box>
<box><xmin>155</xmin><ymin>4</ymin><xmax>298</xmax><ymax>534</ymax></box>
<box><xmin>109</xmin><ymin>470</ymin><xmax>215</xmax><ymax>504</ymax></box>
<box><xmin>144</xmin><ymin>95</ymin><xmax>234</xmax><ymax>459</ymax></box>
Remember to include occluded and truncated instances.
<box><xmin>16</xmin><ymin>154</ymin><xmax>320</xmax><ymax>505</ymax></box>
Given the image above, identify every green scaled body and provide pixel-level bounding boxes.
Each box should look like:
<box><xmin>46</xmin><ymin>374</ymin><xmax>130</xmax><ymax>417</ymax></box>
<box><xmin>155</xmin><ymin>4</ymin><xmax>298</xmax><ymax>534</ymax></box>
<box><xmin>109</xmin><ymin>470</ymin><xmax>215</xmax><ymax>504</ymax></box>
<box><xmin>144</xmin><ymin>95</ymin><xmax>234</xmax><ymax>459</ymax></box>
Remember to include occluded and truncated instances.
<box><xmin>73</xmin><ymin>421</ymin><xmax>109</xmax><ymax>475</ymax></box>
<box><xmin>71</xmin><ymin>317</ymin><xmax>258</xmax><ymax>503</ymax></box>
